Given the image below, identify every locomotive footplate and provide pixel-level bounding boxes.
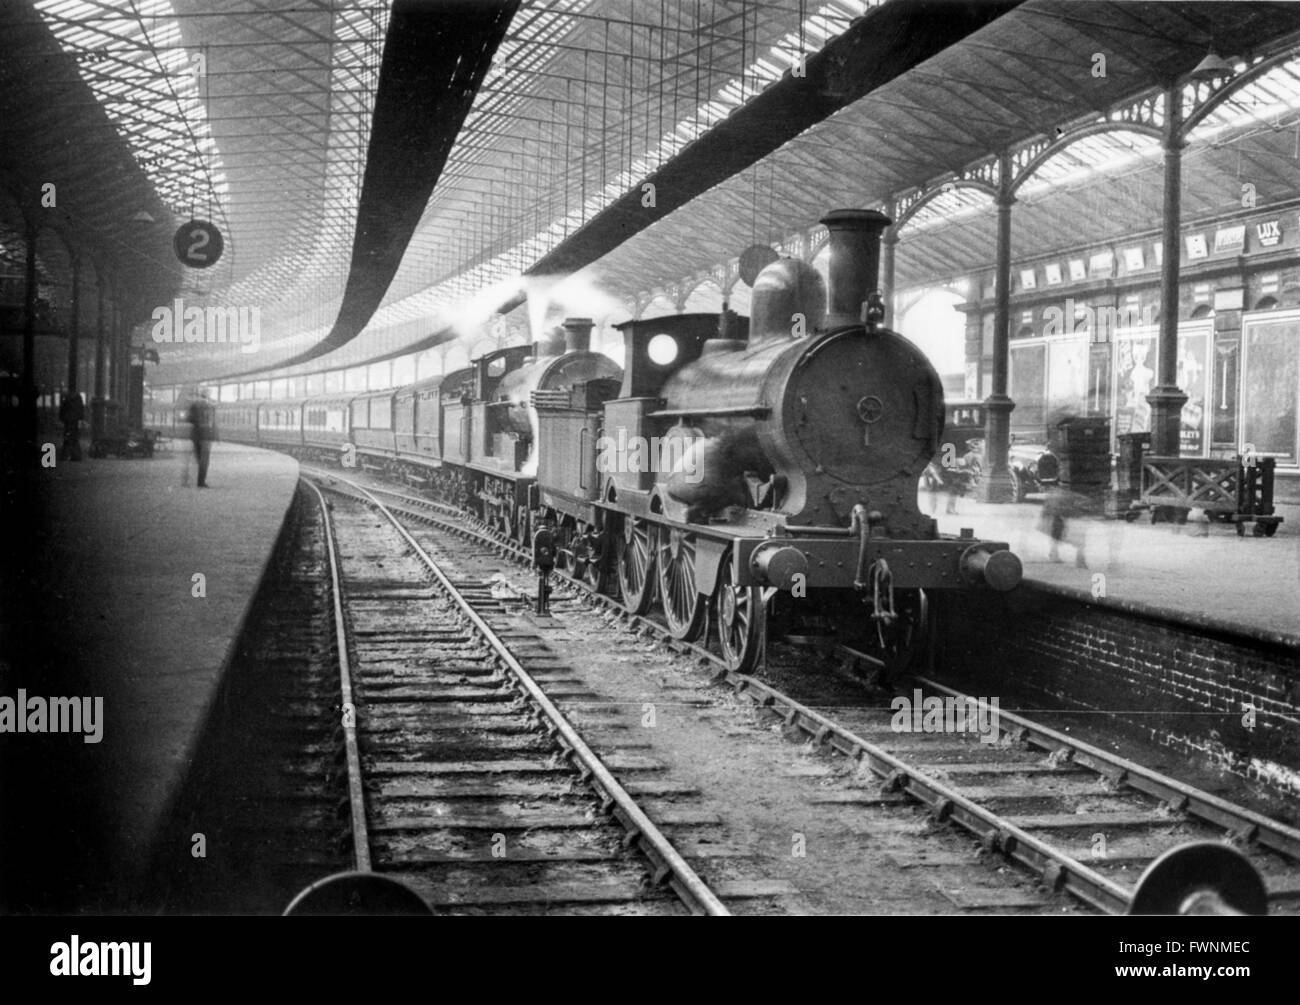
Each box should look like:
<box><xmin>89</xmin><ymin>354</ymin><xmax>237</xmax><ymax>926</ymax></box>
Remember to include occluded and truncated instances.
<box><xmin>733</xmin><ymin>536</ymin><xmax>1022</xmax><ymax>593</ymax></box>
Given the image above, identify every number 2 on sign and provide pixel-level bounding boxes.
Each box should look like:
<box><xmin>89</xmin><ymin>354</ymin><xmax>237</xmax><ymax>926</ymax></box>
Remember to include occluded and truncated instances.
<box><xmin>187</xmin><ymin>228</ymin><xmax>210</xmax><ymax>261</ymax></box>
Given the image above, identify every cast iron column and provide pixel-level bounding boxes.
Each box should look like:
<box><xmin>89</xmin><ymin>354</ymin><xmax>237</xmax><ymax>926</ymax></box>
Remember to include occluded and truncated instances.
<box><xmin>108</xmin><ymin>302</ymin><xmax>119</xmax><ymax>405</ymax></box>
<box><xmin>1149</xmin><ymin>85</ymin><xmax>1188</xmax><ymax>455</ymax></box>
<box><xmin>980</xmin><ymin>152</ymin><xmax>1016</xmax><ymax>502</ymax></box>
<box><xmin>92</xmin><ymin>276</ymin><xmax>107</xmax><ymax>443</ymax></box>
<box><xmin>66</xmin><ymin>255</ymin><xmax>80</xmax><ymax>398</ymax></box>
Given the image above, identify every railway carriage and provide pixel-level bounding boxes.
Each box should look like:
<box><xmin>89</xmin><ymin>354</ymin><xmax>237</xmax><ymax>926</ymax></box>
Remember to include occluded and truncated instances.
<box><xmin>394</xmin><ymin>375</ymin><xmax>444</xmax><ymax>461</ymax></box>
<box><xmin>351</xmin><ymin>388</ymin><xmax>399</xmax><ymax>467</ymax></box>
<box><xmin>257</xmin><ymin>399</ymin><xmax>303</xmax><ymax>449</ymax></box>
<box><xmin>300</xmin><ymin>395</ymin><xmax>352</xmax><ymax>462</ymax></box>
<box><xmin>218</xmin><ymin>400</ymin><xmax>260</xmax><ymax>445</ymax></box>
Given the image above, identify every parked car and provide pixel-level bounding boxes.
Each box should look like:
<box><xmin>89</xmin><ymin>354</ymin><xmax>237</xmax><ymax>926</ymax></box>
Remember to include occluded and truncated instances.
<box><xmin>962</xmin><ymin>437</ymin><xmax>1054</xmax><ymax>502</ymax></box>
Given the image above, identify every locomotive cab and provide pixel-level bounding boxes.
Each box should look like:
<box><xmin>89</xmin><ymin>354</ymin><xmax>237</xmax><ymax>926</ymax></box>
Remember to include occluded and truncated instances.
<box><xmin>602</xmin><ymin>313</ymin><xmax>718</xmax><ymax>504</ymax></box>
<box><xmin>470</xmin><ymin>344</ymin><xmax>534</xmax><ymax>471</ymax></box>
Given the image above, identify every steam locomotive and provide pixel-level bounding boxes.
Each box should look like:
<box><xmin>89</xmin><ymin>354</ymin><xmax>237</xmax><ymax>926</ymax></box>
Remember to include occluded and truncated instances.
<box><xmin>149</xmin><ymin>208</ymin><xmax>1022</xmax><ymax>674</ymax></box>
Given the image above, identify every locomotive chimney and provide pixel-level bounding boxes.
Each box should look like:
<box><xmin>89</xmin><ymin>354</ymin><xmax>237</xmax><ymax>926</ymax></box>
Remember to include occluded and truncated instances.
<box><xmin>561</xmin><ymin>317</ymin><xmax>593</xmax><ymax>354</ymax></box>
<box><xmin>820</xmin><ymin>208</ymin><xmax>891</xmax><ymax>331</ymax></box>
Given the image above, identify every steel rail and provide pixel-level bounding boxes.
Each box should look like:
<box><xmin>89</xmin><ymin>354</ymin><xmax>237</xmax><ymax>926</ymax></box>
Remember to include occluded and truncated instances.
<box><xmin>917</xmin><ymin>676</ymin><xmax>1300</xmax><ymax>862</ymax></box>
<box><xmin>301</xmin><ymin>478</ymin><xmax>373</xmax><ymax>873</ymax></box>
<box><xmin>711</xmin><ymin>670</ymin><xmax>1134</xmax><ymax>914</ymax></box>
<box><xmin>308</xmin><ymin>472</ymin><xmax>730</xmax><ymax>917</ymax></box>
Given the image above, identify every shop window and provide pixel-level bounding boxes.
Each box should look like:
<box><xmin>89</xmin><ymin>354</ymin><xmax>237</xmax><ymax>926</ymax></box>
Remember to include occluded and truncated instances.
<box><xmin>1241</xmin><ymin>314</ymin><xmax>1299</xmax><ymax>463</ymax></box>
<box><xmin>1046</xmin><ymin>338</ymin><xmax>1088</xmax><ymax>424</ymax></box>
<box><xmin>1009</xmin><ymin>342</ymin><xmax>1046</xmax><ymax>435</ymax></box>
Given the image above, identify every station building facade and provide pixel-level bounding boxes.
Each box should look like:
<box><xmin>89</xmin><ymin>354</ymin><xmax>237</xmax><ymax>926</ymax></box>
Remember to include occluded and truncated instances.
<box><xmin>957</xmin><ymin>199</ymin><xmax>1300</xmax><ymax>493</ymax></box>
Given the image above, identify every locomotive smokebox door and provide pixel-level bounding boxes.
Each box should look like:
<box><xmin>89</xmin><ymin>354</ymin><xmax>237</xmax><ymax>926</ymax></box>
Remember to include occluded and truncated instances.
<box><xmin>532</xmin><ymin>526</ymin><xmax>556</xmax><ymax>572</ymax></box>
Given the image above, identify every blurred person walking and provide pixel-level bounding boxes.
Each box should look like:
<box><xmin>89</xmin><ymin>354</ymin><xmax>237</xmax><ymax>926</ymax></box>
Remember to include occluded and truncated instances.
<box><xmin>58</xmin><ymin>390</ymin><xmax>84</xmax><ymax>461</ymax></box>
<box><xmin>1037</xmin><ymin>451</ymin><xmax>1088</xmax><ymax>568</ymax></box>
<box><xmin>184</xmin><ymin>388</ymin><xmax>218</xmax><ymax>488</ymax></box>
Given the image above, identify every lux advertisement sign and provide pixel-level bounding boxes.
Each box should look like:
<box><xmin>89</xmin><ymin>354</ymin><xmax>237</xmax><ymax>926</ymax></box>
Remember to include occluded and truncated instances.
<box><xmin>1256</xmin><ymin>219</ymin><xmax>1281</xmax><ymax>247</ymax></box>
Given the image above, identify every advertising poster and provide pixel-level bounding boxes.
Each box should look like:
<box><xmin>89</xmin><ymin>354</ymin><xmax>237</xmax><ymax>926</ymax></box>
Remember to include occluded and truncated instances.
<box><xmin>1177</xmin><ymin>332</ymin><xmax>1208</xmax><ymax>456</ymax></box>
<box><xmin>1242</xmin><ymin>316</ymin><xmax>1300</xmax><ymax>462</ymax></box>
<box><xmin>1114</xmin><ymin>335</ymin><xmax>1155</xmax><ymax>436</ymax></box>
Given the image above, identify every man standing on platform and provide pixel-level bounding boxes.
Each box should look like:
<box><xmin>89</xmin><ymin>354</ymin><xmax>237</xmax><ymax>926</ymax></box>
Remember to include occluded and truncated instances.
<box><xmin>58</xmin><ymin>390</ymin><xmax>84</xmax><ymax>462</ymax></box>
<box><xmin>185</xmin><ymin>388</ymin><xmax>217</xmax><ymax>488</ymax></box>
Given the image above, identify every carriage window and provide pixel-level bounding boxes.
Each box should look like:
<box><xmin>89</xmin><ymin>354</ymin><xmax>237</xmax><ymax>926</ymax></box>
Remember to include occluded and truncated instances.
<box><xmin>487</xmin><ymin>357</ymin><xmax>507</xmax><ymax>378</ymax></box>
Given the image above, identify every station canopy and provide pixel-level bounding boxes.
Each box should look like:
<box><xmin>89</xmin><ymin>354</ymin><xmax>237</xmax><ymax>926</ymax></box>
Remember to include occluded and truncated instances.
<box><xmin>4</xmin><ymin>0</ymin><xmax>1300</xmax><ymax>389</ymax></box>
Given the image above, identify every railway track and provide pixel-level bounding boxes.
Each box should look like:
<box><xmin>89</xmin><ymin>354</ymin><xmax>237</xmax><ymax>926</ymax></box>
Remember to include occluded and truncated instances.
<box><xmin>301</xmin><ymin>477</ymin><xmax>760</xmax><ymax>915</ymax></box>
<box><xmin>305</xmin><ymin>465</ymin><xmax>1300</xmax><ymax>915</ymax></box>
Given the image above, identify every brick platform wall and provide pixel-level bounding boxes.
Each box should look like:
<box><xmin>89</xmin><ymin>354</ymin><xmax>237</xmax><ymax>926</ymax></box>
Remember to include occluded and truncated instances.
<box><xmin>933</xmin><ymin>584</ymin><xmax>1300</xmax><ymax>798</ymax></box>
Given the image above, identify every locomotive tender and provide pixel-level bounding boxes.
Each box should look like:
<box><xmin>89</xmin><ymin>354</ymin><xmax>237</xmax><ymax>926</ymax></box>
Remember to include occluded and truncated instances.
<box><xmin>149</xmin><ymin>207</ymin><xmax>1022</xmax><ymax>674</ymax></box>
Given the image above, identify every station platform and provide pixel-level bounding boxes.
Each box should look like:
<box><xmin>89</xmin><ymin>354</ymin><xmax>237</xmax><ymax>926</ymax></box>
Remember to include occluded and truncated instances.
<box><xmin>932</xmin><ymin>493</ymin><xmax>1300</xmax><ymax>645</ymax></box>
<box><xmin>23</xmin><ymin>441</ymin><xmax>299</xmax><ymax>905</ymax></box>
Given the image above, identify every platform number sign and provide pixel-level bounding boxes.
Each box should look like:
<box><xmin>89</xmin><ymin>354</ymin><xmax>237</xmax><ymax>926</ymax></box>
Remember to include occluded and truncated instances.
<box><xmin>173</xmin><ymin>219</ymin><xmax>223</xmax><ymax>269</ymax></box>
